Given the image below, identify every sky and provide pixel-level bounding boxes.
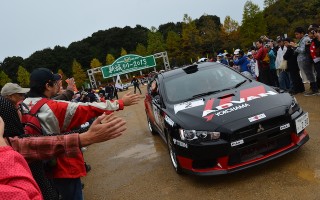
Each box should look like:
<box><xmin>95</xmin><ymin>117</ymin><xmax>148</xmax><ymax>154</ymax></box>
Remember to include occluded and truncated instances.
<box><xmin>0</xmin><ymin>0</ymin><xmax>264</xmax><ymax>61</ymax></box>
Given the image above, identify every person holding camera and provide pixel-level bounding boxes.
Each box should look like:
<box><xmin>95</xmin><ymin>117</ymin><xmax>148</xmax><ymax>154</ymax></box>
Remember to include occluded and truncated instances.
<box><xmin>308</xmin><ymin>24</ymin><xmax>320</xmax><ymax>90</ymax></box>
<box><xmin>291</xmin><ymin>27</ymin><xmax>319</xmax><ymax>96</ymax></box>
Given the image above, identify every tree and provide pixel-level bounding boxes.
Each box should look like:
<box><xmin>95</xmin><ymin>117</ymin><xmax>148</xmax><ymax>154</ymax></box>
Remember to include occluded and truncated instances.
<box><xmin>90</xmin><ymin>58</ymin><xmax>103</xmax><ymax>85</ymax></box>
<box><xmin>17</xmin><ymin>66</ymin><xmax>30</xmax><ymax>87</ymax></box>
<box><xmin>264</xmin><ymin>0</ymin><xmax>278</xmax><ymax>8</ymax></box>
<box><xmin>158</xmin><ymin>22</ymin><xmax>183</xmax><ymax>40</ymax></box>
<box><xmin>181</xmin><ymin>14</ymin><xmax>201</xmax><ymax>64</ymax></box>
<box><xmin>147</xmin><ymin>27</ymin><xmax>165</xmax><ymax>54</ymax></box>
<box><xmin>120</xmin><ymin>48</ymin><xmax>127</xmax><ymax>56</ymax></box>
<box><xmin>106</xmin><ymin>54</ymin><xmax>115</xmax><ymax>65</ymax></box>
<box><xmin>0</xmin><ymin>71</ymin><xmax>11</xmax><ymax>87</ymax></box>
<box><xmin>0</xmin><ymin>56</ymin><xmax>24</xmax><ymax>82</ymax></box>
<box><xmin>166</xmin><ymin>31</ymin><xmax>182</xmax><ymax>66</ymax></box>
<box><xmin>90</xmin><ymin>58</ymin><xmax>102</xmax><ymax>69</ymax></box>
<box><xmin>135</xmin><ymin>43</ymin><xmax>147</xmax><ymax>56</ymax></box>
<box><xmin>240</xmin><ymin>1</ymin><xmax>267</xmax><ymax>49</ymax></box>
<box><xmin>72</xmin><ymin>59</ymin><xmax>87</xmax><ymax>89</ymax></box>
<box><xmin>221</xmin><ymin>16</ymin><xmax>241</xmax><ymax>52</ymax></box>
<box><xmin>196</xmin><ymin>14</ymin><xmax>222</xmax><ymax>56</ymax></box>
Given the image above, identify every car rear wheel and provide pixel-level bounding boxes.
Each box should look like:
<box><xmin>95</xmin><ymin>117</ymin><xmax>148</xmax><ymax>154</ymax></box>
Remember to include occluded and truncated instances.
<box><xmin>167</xmin><ymin>134</ymin><xmax>182</xmax><ymax>174</ymax></box>
<box><xmin>146</xmin><ymin>116</ymin><xmax>157</xmax><ymax>135</ymax></box>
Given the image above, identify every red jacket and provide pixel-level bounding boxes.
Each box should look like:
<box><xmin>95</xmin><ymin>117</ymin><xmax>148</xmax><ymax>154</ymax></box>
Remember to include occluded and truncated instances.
<box><xmin>310</xmin><ymin>40</ymin><xmax>320</xmax><ymax>63</ymax></box>
<box><xmin>0</xmin><ymin>146</ymin><xmax>42</xmax><ymax>200</ymax></box>
<box><xmin>254</xmin><ymin>46</ymin><xmax>269</xmax><ymax>69</ymax></box>
<box><xmin>22</xmin><ymin>98</ymin><xmax>124</xmax><ymax>178</ymax></box>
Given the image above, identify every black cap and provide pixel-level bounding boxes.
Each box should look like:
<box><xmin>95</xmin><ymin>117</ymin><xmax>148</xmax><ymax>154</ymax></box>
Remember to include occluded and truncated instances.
<box><xmin>30</xmin><ymin>68</ymin><xmax>61</xmax><ymax>88</ymax></box>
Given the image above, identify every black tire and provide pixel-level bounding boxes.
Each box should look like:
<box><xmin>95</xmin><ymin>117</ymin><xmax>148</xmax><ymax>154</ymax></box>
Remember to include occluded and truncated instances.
<box><xmin>146</xmin><ymin>116</ymin><xmax>157</xmax><ymax>135</ymax></box>
<box><xmin>167</xmin><ymin>134</ymin><xmax>182</xmax><ymax>174</ymax></box>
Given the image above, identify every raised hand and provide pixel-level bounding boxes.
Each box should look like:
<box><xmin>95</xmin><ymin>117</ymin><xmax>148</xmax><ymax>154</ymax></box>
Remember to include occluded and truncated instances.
<box><xmin>79</xmin><ymin>113</ymin><xmax>127</xmax><ymax>146</ymax></box>
<box><xmin>122</xmin><ymin>92</ymin><xmax>140</xmax><ymax>106</ymax></box>
<box><xmin>66</xmin><ymin>78</ymin><xmax>76</xmax><ymax>92</ymax></box>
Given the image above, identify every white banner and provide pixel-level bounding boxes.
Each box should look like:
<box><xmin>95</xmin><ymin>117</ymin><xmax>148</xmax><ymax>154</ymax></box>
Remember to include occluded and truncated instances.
<box><xmin>115</xmin><ymin>74</ymin><xmax>123</xmax><ymax>89</ymax></box>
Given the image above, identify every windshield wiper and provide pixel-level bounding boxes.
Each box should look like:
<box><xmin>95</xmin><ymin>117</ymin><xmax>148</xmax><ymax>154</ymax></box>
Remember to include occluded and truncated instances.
<box><xmin>232</xmin><ymin>80</ymin><xmax>247</xmax><ymax>89</ymax></box>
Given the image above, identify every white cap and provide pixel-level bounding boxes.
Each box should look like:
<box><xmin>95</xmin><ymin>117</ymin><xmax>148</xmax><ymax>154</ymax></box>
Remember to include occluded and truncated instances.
<box><xmin>1</xmin><ymin>83</ymin><xmax>30</xmax><ymax>96</ymax></box>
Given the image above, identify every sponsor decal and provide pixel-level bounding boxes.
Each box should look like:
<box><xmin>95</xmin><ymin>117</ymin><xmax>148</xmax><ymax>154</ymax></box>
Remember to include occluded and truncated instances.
<box><xmin>173</xmin><ymin>138</ymin><xmax>188</xmax><ymax>148</ymax></box>
<box><xmin>248</xmin><ymin>113</ymin><xmax>266</xmax><ymax>122</ymax></box>
<box><xmin>165</xmin><ymin>115</ymin><xmax>175</xmax><ymax>127</ymax></box>
<box><xmin>280</xmin><ymin>123</ymin><xmax>290</xmax><ymax>130</ymax></box>
<box><xmin>174</xmin><ymin>99</ymin><xmax>204</xmax><ymax>114</ymax></box>
<box><xmin>202</xmin><ymin>86</ymin><xmax>277</xmax><ymax>121</ymax></box>
<box><xmin>231</xmin><ymin>139</ymin><xmax>244</xmax><ymax>147</ymax></box>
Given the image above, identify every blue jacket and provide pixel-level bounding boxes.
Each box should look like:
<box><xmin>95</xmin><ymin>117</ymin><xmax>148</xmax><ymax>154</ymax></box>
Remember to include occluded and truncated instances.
<box><xmin>233</xmin><ymin>55</ymin><xmax>250</xmax><ymax>72</ymax></box>
<box><xmin>268</xmin><ymin>49</ymin><xmax>276</xmax><ymax>70</ymax></box>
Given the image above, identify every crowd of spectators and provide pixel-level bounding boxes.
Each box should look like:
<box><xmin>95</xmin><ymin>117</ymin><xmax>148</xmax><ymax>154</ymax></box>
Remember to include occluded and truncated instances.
<box><xmin>0</xmin><ymin>68</ymin><xmax>140</xmax><ymax>200</ymax></box>
<box><xmin>209</xmin><ymin>24</ymin><xmax>320</xmax><ymax>96</ymax></box>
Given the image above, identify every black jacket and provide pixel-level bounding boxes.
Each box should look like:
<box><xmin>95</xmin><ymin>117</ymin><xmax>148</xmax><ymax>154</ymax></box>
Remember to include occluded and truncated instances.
<box><xmin>283</xmin><ymin>47</ymin><xmax>299</xmax><ymax>72</ymax></box>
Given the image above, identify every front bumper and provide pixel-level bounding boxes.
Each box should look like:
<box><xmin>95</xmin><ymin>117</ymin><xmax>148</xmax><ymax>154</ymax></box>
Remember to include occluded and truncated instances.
<box><xmin>175</xmin><ymin>130</ymin><xmax>309</xmax><ymax>176</ymax></box>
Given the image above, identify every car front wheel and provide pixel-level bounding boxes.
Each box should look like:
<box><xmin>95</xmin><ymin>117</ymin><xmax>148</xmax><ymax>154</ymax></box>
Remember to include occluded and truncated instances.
<box><xmin>167</xmin><ymin>134</ymin><xmax>182</xmax><ymax>174</ymax></box>
<box><xmin>146</xmin><ymin>116</ymin><xmax>157</xmax><ymax>135</ymax></box>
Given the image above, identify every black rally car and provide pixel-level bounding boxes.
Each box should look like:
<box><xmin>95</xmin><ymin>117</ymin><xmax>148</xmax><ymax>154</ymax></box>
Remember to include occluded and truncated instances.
<box><xmin>144</xmin><ymin>62</ymin><xmax>309</xmax><ymax>175</ymax></box>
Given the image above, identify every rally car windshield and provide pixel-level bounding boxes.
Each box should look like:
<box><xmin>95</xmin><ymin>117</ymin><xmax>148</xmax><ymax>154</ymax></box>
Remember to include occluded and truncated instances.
<box><xmin>164</xmin><ymin>65</ymin><xmax>247</xmax><ymax>103</ymax></box>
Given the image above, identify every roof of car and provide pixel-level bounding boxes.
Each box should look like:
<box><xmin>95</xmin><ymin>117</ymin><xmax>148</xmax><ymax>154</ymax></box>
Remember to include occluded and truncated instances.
<box><xmin>160</xmin><ymin>62</ymin><xmax>222</xmax><ymax>79</ymax></box>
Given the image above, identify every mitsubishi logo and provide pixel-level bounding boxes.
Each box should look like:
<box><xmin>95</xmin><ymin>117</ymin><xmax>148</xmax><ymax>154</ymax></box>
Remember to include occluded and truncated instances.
<box><xmin>257</xmin><ymin>124</ymin><xmax>265</xmax><ymax>133</ymax></box>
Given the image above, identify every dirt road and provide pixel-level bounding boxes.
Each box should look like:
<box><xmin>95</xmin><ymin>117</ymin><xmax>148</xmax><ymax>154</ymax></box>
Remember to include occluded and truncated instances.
<box><xmin>83</xmin><ymin>85</ymin><xmax>320</xmax><ymax>200</ymax></box>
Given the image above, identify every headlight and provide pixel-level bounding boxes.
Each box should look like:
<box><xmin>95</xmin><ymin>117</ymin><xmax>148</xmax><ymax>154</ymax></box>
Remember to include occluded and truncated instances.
<box><xmin>288</xmin><ymin>97</ymin><xmax>300</xmax><ymax>114</ymax></box>
<box><xmin>179</xmin><ymin>129</ymin><xmax>220</xmax><ymax>141</ymax></box>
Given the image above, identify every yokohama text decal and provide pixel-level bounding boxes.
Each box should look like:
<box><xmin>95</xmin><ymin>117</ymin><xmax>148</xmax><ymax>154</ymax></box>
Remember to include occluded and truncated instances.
<box><xmin>202</xmin><ymin>86</ymin><xmax>277</xmax><ymax>121</ymax></box>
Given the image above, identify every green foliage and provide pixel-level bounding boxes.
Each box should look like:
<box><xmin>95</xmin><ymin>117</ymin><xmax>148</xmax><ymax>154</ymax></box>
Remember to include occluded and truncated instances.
<box><xmin>1</xmin><ymin>0</ymin><xmax>318</xmax><ymax>78</ymax></box>
<box><xmin>72</xmin><ymin>59</ymin><xmax>87</xmax><ymax>88</ymax></box>
<box><xmin>158</xmin><ymin>22</ymin><xmax>183</xmax><ymax>40</ymax></box>
<box><xmin>135</xmin><ymin>43</ymin><xmax>147</xmax><ymax>56</ymax></box>
<box><xmin>0</xmin><ymin>56</ymin><xmax>24</xmax><ymax>82</ymax></box>
<box><xmin>196</xmin><ymin>14</ymin><xmax>222</xmax><ymax>56</ymax></box>
<box><xmin>264</xmin><ymin>0</ymin><xmax>319</xmax><ymax>39</ymax></box>
<box><xmin>166</xmin><ymin>31</ymin><xmax>182</xmax><ymax>66</ymax></box>
<box><xmin>0</xmin><ymin>71</ymin><xmax>11</xmax><ymax>87</ymax></box>
<box><xmin>181</xmin><ymin>14</ymin><xmax>201</xmax><ymax>64</ymax></box>
<box><xmin>147</xmin><ymin>29</ymin><xmax>165</xmax><ymax>54</ymax></box>
<box><xmin>264</xmin><ymin>0</ymin><xmax>278</xmax><ymax>8</ymax></box>
<box><xmin>240</xmin><ymin>1</ymin><xmax>267</xmax><ymax>49</ymax></box>
<box><xmin>17</xmin><ymin>66</ymin><xmax>30</xmax><ymax>87</ymax></box>
<box><xmin>221</xmin><ymin>16</ymin><xmax>241</xmax><ymax>52</ymax></box>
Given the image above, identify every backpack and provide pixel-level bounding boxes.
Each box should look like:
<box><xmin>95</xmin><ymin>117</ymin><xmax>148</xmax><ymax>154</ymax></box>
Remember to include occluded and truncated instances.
<box><xmin>20</xmin><ymin>98</ymin><xmax>50</xmax><ymax>135</ymax></box>
<box><xmin>262</xmin><ymin>52</ymin><xmax>270</xmax><ymax>64</ymax></box>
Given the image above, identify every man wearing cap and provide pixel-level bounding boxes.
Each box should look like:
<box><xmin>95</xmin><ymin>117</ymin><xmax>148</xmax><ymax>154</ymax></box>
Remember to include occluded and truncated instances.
<box><xmin>233</xmin><ymin>50</ymin><xmax>251</xmax><ymax>78</ymax></box>
<box><xmin>0</xmin><ymin>83</ymin><xmax>128</xmax><ymax>200</ymax></box>
<box><xmin>22</xmin><ymin>68</ymin><xmax>140</xmax><ymax>200</ymax></box>
<box><xmin>216</xmin><ymin>53</ymin><xmax>228</xmax><ymax>65</ymax></box>
<box><xmin>0</xmin><ymin>83</ymin><xmax>29</xmax><ymax>137</ymax></box>
<box><xmin>292</xmin><ymin>27</ymin><xmax>319</xmax><ymax>96</ymax></box>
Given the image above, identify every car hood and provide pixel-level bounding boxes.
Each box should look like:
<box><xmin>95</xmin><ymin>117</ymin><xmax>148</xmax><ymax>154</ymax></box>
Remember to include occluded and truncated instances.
<box><xmin>164</xmin><ymin>82</ymin><xmax>293</xmax><ymax>131</ymax></box>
